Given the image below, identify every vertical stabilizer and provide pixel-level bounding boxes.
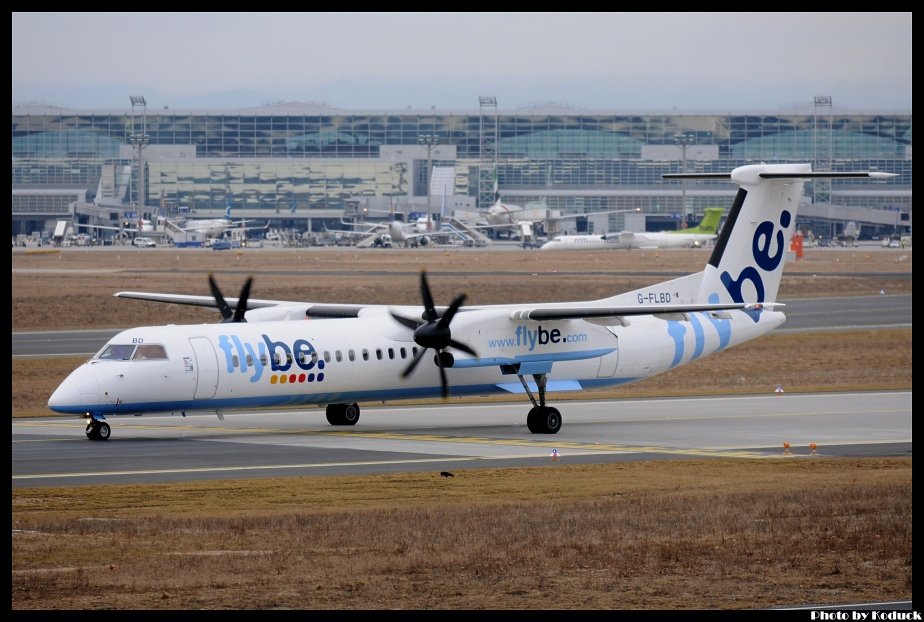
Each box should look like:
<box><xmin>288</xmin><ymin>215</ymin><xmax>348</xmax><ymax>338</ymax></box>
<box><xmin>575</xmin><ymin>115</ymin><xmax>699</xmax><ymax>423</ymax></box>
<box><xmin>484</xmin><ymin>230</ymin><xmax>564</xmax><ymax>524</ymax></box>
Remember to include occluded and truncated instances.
<box><xmin>696</xmin><ymin>164</ymin><xmax>807</xmax><ymax>304</ymax></box>
<box><xmin>688</xmin><ymin>207</ymin><xmax>724</xmax><ymax>234</ymax></box>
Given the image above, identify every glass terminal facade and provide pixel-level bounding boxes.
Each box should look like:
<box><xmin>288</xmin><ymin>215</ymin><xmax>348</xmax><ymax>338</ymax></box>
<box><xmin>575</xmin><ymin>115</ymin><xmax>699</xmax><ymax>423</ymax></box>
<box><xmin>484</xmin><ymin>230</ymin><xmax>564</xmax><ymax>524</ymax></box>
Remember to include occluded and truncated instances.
<box><xmin>12</xmin><ymin>102</ymin><xmax>912</xmax><ymax>235</ymax></box>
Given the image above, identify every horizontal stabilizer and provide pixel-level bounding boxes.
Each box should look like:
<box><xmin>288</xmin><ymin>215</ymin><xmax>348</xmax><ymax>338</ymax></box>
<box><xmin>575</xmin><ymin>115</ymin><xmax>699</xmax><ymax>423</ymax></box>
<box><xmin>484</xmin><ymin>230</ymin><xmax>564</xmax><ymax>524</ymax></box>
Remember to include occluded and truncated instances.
<box><xmin>664</xmin><ymin>171</ymin><xmax>897</xmax><ymax>181</ymax></box>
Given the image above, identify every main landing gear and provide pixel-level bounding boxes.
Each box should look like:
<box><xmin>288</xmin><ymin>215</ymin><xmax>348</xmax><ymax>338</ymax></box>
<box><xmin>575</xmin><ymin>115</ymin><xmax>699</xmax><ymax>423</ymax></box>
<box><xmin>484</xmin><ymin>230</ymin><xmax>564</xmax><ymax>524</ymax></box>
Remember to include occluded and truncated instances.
<box><xmin>518</xmin><ymin>372</ymin><xmax>562</xmax><ymax>434</ymax></box>
<box><xmin>326</xmin><ymin>403</ymin><xmax>361</xmax><ymax>426</ymax></box>
<box><xmin>84</xmin><ymin>415</ymin><xmax>111</xmax><ymax>441</ymax></box>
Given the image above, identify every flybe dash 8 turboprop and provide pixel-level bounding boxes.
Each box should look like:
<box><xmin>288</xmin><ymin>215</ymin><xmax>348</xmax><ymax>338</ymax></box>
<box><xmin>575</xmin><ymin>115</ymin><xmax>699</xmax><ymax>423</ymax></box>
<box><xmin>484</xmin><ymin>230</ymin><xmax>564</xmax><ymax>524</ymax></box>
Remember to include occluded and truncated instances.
<box><xmin>540</xmin><ymin>208</ymin><xmax>724</xmax><ymax>251</ymax></box>
<box><xmin>48</xmin><ymin>165</ymin><xmax>895</xmax><ymax>440</ymax></box>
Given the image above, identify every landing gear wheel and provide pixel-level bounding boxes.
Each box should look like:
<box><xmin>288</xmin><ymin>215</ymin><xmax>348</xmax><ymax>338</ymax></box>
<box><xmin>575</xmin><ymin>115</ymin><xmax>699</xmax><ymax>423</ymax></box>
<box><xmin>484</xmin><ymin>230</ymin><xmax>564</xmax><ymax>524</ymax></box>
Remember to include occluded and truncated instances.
<box><xmin>326</xmin><ymin>403</ymin><xmax>346</xmax><ymax>425</ymax></box>
<box><xmin>526</xmin><ymin>406</ymin><xmax>562</xmax><ymax>434</ymax></box>
<box><xmin>342</xmin><ymin>403</ymin><xmax>360</xmax><ymax>425</ymax></box>
<box><xmin>85</xmin><ymin>421</ymin><xmax>111</xmax><ymax>441</ymax></box>
<box><xmin>326</xmin><ymin>403</ymin><xmax>360</xmax><ymax>426</ymax></box>
<box><xmin>96</xmin><ymin>422</ymin><xmax>111</xmax><ymax>440</ymax></box>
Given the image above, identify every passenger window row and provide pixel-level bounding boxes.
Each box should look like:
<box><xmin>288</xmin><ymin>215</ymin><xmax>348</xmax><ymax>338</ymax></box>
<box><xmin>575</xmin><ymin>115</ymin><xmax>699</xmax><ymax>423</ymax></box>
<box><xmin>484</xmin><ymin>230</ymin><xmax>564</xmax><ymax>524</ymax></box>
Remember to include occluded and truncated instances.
<box><xmin>228</xmin><ymin>346</ymin><xmax>419</xmax><ymax>368</ymax></box>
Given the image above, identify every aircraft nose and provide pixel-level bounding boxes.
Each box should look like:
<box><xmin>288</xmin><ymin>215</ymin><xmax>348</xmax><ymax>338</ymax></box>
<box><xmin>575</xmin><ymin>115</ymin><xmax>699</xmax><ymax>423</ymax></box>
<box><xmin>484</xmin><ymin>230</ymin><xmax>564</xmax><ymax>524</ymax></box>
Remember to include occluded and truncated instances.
<box><xmin>48</xmin><ymin>364</ymin><xmax>101</xmax><ymax>414</ymax></box>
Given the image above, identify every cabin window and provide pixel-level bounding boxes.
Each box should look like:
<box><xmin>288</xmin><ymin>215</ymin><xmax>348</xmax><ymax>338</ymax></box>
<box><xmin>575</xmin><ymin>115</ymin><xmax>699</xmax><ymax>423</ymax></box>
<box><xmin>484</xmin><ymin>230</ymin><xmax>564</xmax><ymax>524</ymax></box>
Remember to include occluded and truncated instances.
<box><xmin>298</xmin><ymin>351</ymin><xmax>308</xmax><ymax>365</ymax></box>
<box><xmin>286</xmin><ymin>353</ymin><xmax>293</xmax><ymax>366</ymax></box>
<box><xmin>311</xmin><ymin>351</ymin><xmax>319</xmax><ymax>365</ymax></box>
<box><xmin>375</xmin><ymin>348</ymin><xmax>383</xmax><ymax>360</ymax></box>
<box><xmin>348</xmin><ymin>349</ymin><xmax>356</xmax><ymax>362</ymax></box>
<box><xmin>272</xmin><ymin>353</ymin><xmax>280</xmax><ymax>366</ymax></box>
<box><xmin>98</xmin><ymin>344</ymin><xmax>135</xmax><ymax>360</ymax></box>
<box><xmin>388</xmin><ymin>348</ymin><xmax>395</xmax><ymax>360</ymax></box>
<box><xmin>335</xmin><ymin>350</ymin><xmax>343</xmax><ymax>362</ymax></box>
<box><xmin>260</xmin><ymin>354</ymin><xmax>268</xmax><ymax>366</ymax></box>
<box><xmin>362</xmin><ymin>349</ymin><xmax>369</xmax><ymax>361</ymax></box>
<box><xmin>400</xmin><ymin>347</ymin><xmax>407</xmax><ymax>359</ymax></box>
<box><xmin>131</xmin><ymin>344</ymin><xmax>168</xmax><ymax>360</ymax></box>
<box><xmin>412</xmin><ymin>347</ymin><xmax>419</xmax><ymax>358</ymax></box>
<box><xmin>232</xmin><ymin>355</ymin><xmax>240</xmax><ymax>368</ymax></box>
<box><xmin>245</xmin><ymin>354</ymin><xmax>253</xmax><ymax>367</ymax></box>
<box><xmin>324</xmin><ymin>351</ymin><xmax>331</xmax><ymax>363</ymax></box>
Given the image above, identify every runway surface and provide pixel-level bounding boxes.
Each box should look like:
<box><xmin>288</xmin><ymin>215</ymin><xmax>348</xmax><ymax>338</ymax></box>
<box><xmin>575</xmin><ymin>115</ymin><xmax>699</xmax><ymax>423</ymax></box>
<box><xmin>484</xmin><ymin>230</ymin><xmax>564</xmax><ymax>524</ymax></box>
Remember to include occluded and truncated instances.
<box><xmin>10</xmin><ymin>294</ymin><xmax>913</xmax><ymax>358</ymax></box>
<box><xmin>12</xmin><ymin>391</ymin><xmax>911</xmax><ymax>487</ymax></box>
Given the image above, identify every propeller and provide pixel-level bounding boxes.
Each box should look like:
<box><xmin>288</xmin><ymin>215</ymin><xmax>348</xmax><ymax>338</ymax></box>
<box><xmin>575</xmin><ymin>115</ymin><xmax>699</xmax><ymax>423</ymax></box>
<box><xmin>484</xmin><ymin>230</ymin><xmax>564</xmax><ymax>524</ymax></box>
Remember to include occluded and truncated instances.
<box><xmin>390</xmin><ymin>271</ymin><xmax>477</xmax><ymax>398</ymax></box>
<box><xmin>208</xmin><ymin>273</ymin><xmax>252</xmax><ymax>323</ymax></box>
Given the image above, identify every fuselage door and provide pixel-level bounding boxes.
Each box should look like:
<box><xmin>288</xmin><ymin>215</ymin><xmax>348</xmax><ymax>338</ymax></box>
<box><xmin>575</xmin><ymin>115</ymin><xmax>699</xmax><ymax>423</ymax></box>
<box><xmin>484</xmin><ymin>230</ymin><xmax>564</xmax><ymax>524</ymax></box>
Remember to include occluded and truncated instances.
<box><xmin>189</xmin><ymin>337</ymin><xmax>219</xmax><ymax>399</ymax></box>
<box><xmin>596</xmin><ymin>331</ymin><xmax>619</xmax><ymax>378</ymax></box>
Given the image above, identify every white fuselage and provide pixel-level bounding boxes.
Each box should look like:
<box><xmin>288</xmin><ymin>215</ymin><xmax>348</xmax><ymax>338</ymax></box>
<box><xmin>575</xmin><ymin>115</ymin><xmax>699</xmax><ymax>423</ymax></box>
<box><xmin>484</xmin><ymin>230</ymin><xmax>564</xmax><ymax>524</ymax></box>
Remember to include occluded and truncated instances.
<box><xmin>48</xmin><ymin>306</ymin><xmax>783</xmax><ymax>417</ymax></box>
<box><xmin>181</xmin><ymin>219</ymin><xmax>230</xmax><ymax>238</ymax></box>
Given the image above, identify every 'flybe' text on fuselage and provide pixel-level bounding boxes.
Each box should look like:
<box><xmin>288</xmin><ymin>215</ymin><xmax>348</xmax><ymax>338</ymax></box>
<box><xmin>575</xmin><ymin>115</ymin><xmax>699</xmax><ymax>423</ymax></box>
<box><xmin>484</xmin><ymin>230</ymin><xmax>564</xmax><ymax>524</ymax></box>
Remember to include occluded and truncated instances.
<box><xmin>216</xmin><ymin>334</ymin><xmax>325</xmax><ymax>383</ymax></box>
<box><xmin>487</xmin><ymin>325</ymin><xmax>589</xmax><ymax>351</ymax></box>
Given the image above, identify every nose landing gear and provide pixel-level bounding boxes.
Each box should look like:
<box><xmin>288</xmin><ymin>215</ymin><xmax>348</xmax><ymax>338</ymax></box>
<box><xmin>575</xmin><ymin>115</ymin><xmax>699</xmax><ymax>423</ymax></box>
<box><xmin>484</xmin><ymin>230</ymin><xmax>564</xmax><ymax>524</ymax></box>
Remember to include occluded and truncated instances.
<box><xmin>84</xmin><ymin>415</ymin><xmax>111</xmax><ymax>441</ymax></box>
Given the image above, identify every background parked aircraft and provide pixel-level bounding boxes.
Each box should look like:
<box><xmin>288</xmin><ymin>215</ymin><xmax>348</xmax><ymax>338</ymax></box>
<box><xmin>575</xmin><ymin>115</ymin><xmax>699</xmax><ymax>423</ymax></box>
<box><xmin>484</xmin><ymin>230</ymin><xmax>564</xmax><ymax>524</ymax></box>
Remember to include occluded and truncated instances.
<box><xmin>175</xmin><ymin>205</ymin><xmax>264</xmax><ymax>239</ymax></box>
<box><xmin>327</xmin><ymin>217</ymin><xmax>437</xmax><ymax>247</ymax></box>
<box><xmin>540</xmin><ymin>208</ymin><xmax>724</xmax><ymax>250</ymax></box>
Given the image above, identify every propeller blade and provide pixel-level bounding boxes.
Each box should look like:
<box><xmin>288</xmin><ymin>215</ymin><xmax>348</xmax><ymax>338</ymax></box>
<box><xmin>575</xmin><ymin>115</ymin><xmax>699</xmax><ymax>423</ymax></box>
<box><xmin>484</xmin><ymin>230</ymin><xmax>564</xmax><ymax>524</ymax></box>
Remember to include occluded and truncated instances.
<box><xmin>437</xmin><ymin>294</ymin><xmax>467</xmax><ymax>329</ymax></box>
<box><xmin>389</xmin><ymin>311</ymin><xmax>422</xmax><ymax>331</ymax></box>
<box><xmin>447</xmin><ymin>339</ymin><xmax>477</xmax><ymax>357</ymax></box>
<box><xmin>401</xmin><ymin>347</ymin><xmax>428</xmax><ymax>378</ymax></box>
<box><xmin>419</xmin><ymin>271</ymin><xmax>437</xmax><ymax>322</ymax></box>
<box><xmin>435</xmin><ymin>352</ymin><xmax>449</xmax><ymax>399</ymax></box>
<box><xmin>232</xmin><ymin>277</ymin><xmax>253</xmax><ymax>323</ymax></box>
<box><xmin>208</xmin><ymin>273</ymin><xmax>233</xmax><ymax>321</ymax></box>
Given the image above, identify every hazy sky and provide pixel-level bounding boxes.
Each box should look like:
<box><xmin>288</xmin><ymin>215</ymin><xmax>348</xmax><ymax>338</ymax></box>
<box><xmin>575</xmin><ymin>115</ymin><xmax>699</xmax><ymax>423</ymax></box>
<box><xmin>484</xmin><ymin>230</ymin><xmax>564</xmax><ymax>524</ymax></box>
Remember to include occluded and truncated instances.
<box><xmin>12</xmin><ymin>12</ymin><xmax>912</xmax><ymax>111</ymax></box>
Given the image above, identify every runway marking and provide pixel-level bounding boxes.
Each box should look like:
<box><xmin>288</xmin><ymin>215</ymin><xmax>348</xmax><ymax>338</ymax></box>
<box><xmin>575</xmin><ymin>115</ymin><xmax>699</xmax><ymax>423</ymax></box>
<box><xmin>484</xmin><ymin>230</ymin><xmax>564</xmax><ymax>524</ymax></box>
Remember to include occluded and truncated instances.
<box><xmin>12</xmin><ymin>447</ymin><xmax>771</xmax><ymax>481</ymax></box>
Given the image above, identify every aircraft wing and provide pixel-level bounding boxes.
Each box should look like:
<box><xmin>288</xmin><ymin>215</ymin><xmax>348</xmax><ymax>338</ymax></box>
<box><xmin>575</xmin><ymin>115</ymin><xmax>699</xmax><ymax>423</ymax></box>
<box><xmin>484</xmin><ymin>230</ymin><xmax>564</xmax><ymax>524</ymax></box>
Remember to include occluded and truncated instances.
<box><xmin>510</xmin><ymin>302</ymin><xmax>782</xmax><ymax>321</ymax></box>
<box><xmin>224</xmin><ymin>220</ymin><xmax>270</xmax><ymax>233</ymax></box>
<box><xmin>113</xmin><ymin>291</ymin><xmax>372</xmax><ymax>318</ymax></box>
<box><xmin>114</xmin><ymin>292</ymin><xmax>288</xmax><ymax>309</ymax></box>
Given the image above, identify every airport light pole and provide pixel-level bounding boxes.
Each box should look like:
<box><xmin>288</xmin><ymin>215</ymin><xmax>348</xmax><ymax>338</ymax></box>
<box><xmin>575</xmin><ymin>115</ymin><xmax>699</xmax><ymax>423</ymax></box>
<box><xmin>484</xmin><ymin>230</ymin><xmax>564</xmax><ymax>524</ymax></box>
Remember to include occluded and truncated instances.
<box><xmin>129</xmin><ymin>95</ymin><xmax>149</xmax><ymax>243</ymax></box>
<box><xmin>674</xmin><ymin>133</ymin><xmax>695</xmax><ymax>229</ymax></box>
<box><xmin>419</xmin><ymin>134</ymin><xmax>439</xmax><ymax>230</ymax></box>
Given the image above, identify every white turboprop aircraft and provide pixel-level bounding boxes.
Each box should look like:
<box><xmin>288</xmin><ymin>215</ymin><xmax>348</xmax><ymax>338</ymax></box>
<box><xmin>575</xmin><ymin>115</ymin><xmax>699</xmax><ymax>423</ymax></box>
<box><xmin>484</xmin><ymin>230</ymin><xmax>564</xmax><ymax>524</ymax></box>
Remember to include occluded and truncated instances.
<box><xmin>49</xmin><ymin>165</ymin><xmax>895</xmax><ymax>440</ymax></box>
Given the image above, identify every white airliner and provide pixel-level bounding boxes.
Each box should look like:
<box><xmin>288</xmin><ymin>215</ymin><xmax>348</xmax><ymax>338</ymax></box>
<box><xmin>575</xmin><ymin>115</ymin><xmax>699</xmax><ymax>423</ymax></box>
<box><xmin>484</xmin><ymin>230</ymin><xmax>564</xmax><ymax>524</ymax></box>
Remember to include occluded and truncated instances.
<box><xmin>177</xmin><ymin>205</ymin><xmax>260</xmax><ymax>239</ymax></box>
<box><xmin>329</xmin><ymin>218</ymin><xmax>437</xmax><ymax>247</ymax></box>
<box><xmin>541</xmin><ymin>208</ymin><xmax>724</xmax><ymax>251</ymax></box>
<box><xmin>48</xmin><ymin>164</ymin><xmax>895</xmax><ymax>440</ymax></box>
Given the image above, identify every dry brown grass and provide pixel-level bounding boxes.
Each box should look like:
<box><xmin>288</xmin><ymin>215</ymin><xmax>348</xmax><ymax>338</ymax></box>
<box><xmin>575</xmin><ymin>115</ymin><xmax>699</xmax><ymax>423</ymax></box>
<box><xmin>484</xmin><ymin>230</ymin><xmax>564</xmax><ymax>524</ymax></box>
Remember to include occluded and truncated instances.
<box><xmin>12</xmin><ymin>459</ymin><xmax>912</xmax><ymax>610</ymax></box>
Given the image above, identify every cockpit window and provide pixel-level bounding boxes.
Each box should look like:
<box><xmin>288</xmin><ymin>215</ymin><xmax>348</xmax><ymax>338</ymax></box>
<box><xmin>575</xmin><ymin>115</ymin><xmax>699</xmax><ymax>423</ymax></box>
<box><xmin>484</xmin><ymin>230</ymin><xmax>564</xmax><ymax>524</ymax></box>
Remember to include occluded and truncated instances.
<box><xmin>97</xmin><ymin>344</ymin><xmax>136</xmax><ymax>360</ymax></box>
<box><xmin>132</xmin><ymin>344</ymin><xmax>168</xmax><ymax>360</ymax></box>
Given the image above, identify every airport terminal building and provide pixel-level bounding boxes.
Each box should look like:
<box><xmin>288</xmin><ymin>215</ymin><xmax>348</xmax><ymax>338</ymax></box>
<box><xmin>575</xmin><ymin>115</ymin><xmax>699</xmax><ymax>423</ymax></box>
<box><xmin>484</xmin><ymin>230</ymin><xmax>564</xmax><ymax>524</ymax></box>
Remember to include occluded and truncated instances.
<box><xmin>12</xmin><ymin>100</ymin><xmax>912</xmax><ymax>240</ymax></box>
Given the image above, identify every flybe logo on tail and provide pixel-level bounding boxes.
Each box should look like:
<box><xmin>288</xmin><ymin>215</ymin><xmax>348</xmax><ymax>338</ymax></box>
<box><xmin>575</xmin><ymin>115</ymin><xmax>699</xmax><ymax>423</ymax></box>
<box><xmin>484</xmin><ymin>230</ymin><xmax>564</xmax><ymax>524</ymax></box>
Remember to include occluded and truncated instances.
<box><xmin>217</xmin><ymin>334</ymin><xmax>326</xmax><ymax>384</ymax></box>
<box><xmin>720</xmin><ymin>210</ymin><xmax>790</xmax><ymax>304</ymax></box>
